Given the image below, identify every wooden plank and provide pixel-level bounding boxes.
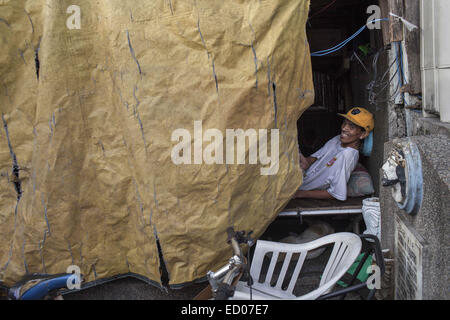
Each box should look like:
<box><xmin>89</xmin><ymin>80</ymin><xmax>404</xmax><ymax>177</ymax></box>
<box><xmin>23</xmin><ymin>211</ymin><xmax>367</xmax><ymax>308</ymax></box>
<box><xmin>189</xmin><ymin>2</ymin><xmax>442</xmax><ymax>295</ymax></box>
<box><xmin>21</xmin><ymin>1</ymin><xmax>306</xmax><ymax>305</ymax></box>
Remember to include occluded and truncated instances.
<box><xmin>379</xmin><ymin>0</ymin><xmax>404</xmax><ymax>45</ymax></box>
<box><xmin>283</xmin><ymin>197</ymin><xmax>365</xmax><ymax>211</ymax></box>
<box><xmin>389</xmin><ymin>0</ymin><xmax>404</xmax><ymax>43</ymax></box>
<box><xmin>379</xmin><ymin>0</ymin><xmax>391</xmax><ymax>46</ymax></box>
<box><xmin>403</xmin><ymin>0</ymin><xmax>421</xmax><ymax>94</ymax></box>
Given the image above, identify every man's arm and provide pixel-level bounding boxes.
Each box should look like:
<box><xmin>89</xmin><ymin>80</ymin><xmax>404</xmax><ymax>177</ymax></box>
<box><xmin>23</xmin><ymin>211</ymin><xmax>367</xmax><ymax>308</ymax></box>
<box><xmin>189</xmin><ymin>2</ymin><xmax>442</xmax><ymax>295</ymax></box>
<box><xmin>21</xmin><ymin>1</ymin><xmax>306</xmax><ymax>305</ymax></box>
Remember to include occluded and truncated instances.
<box><xmin>299</xmin><ymin>153</ymin><xmax>317</xmax><ymax>171</ymax></box>
<box><xmin>293</xmin><ymin>189</ymin><xmax>334</xmax><ymax>200</ymax></box>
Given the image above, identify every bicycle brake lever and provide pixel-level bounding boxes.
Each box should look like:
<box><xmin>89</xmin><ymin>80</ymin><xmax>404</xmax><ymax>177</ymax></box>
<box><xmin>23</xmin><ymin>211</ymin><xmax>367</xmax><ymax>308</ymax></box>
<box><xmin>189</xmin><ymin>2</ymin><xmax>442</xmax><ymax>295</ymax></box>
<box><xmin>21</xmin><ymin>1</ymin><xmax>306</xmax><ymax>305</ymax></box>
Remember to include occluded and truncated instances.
<box><xmin>232</xmin><ymin>230</ymin><xmax>254</xmax><ymax>245</ymax></box>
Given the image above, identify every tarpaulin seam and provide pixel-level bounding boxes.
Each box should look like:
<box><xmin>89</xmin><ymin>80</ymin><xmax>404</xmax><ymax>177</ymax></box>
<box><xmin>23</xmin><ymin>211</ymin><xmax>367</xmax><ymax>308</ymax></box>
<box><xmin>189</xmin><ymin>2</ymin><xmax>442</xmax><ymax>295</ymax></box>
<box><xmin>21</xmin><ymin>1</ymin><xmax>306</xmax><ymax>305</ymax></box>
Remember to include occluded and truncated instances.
<box><xmin>266</xmin><ymin>56</ymin><xmax>272</xmax><ymax>97</ymax></box>
<box><xmin>0</xmin><ymin>244</ymin><xmax>12</xmax><ymax>274</ymax></box>
<box><xmin>272</xmin><ymin>82</ymin><xmax>278</xmax><ymax>128</ymax></box>
<box><xmin>92</xmin><ymin>264</ymin><xmax>98</xmax><ymax>283</ymax></box>
<box><xmin>0</xmin><ymin>115</ymin><xmax>23</xmax><ymax>274</ymax></box>
<box><xmin>132</xmin><ymin>85</ymin><xmax>140</xmax><ymax>116</ymax></box>
<box><xmin>110</xmin><ymin>72</ymin><xmax>130</xmax><ymax>111</ymax></box>
<box><xmin>18</xmin><ymin>49</ymin><xmax>26</xmax><ymax>65</ymax></box>
<box><xmin>48</xmin><ymin>117</ymin><xmax>53</xmax><ymax>141</ymax></box>
<box><xmin>126</xmin><ymin>30</ymin><xmax>142</xmax><ymax>78</ymax></box>
<box><xmin>39</xmin><ymin>231</ymin><xmax>48</xmax><ymax>273</ymax></box>
<box><xmin>197</xmin><ymin>16</ymin><xmax>208</xmax><ymax>55</ymax></box>
<box><xmin>22</xmin><ymin>238</ymin><xmax>29</xmax><ymax>275</ymax></box>
<box><xmin>3</xmin><ymin>84</ymin><xmax>11</xmax><ymax>104</ymax></box>
<box><xmin>0</xmin><ymin>18</ymin><xmax>10</xmax><ymax>28</ymax></box>
<box><xmin>153</xmin><ymin>180</ymin><xmax>159</xmax><ymax>209</ymax></box>
<box><xmin>125</xmin><ymin>257</ymin><xmax>130</xmax><ymax>272</ymax></box>
<box><xmin>97</xmin><ymin>140</ymin><xmax>106</xmax><ymax>157</ymax></box>
<box><xmin>211</xmin><ymin>57</ymin><xmax>219</xmax><ymax>94</ymax></box>
<box><xmin>40</xmin><ymin>194</ymin><xmax>51</xmax><ymax>236</ymax></box>
<box><xmin>132</xmin><ymin>85</ymin><xmax>147</xmax><ymax>153</ymax></box>
<box><xmin>117</xmin><ymin>88</ymin><xmax>129</xmax><ymax>111</ymax></box>
<box><xmin>249</xmin><ymin>22</ymin><xmax>258</xmax><ymax>89</ymax></box>
<box><xmin>1</xmin><ymin>114</ymin><xmax>22</xmax><ymax>200</ymax></box>
<box><xmin>167</xmin><ymin>0</ymin><xmax>174</xmax><ymax>16</ymax></box>
<box><xmin>197</xmin><ymin>15</ymin><xmax>219</xmax><ymax>94</ymax></box>
<box><xmin>132</xmin><ymin>186</ymin><xmax>158</xmax><ymax>280</ymax></box>
<box><xmin>24</xmin><ymin>9</ymin><xmax>34</xmax><ymax>33</ymax></box>
<box><xmin>133</xmin><ymin>179</ymin><xmax>146</xmax><ymax>226</ymax></box>
<box><xmin>298</xmin><ymin>39</ymin><xmax>310</xmax><ymax>95</ymax></box>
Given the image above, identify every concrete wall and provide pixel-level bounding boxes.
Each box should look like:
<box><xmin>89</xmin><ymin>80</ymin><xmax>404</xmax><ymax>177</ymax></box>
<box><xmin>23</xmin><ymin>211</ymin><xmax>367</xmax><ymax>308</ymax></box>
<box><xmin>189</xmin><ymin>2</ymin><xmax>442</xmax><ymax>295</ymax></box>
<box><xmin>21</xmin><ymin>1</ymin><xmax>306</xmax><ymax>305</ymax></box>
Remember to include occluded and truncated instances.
<box><xmin>380</xmin><ymin>133</ymin><xmax>450</xmax><ymax>299</ymax></box>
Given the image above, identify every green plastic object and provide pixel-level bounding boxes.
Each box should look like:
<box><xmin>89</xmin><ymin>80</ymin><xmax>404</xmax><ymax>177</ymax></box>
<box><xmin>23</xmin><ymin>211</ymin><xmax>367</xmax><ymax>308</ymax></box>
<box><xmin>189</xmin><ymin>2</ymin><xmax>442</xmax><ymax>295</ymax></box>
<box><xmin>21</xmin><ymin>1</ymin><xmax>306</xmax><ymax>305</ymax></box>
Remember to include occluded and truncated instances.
<box><xmin>358</xmin><ymin>44</ymin><xmax>370</xmax><ymax>56</ymax></box>
<box><xmin>337</xmin><ymin>253</ymin><xmax>373</xmax><ymax>287</ymax></box>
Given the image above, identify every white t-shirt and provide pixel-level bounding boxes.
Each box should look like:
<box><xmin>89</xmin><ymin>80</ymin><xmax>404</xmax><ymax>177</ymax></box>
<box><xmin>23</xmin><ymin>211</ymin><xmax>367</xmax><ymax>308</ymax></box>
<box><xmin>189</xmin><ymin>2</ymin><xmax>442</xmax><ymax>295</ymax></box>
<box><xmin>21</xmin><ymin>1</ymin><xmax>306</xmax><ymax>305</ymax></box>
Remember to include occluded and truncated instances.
<box><xmin>299</xmin><ymin>135</ymin><xmax>359</xmax><ymax>201</ymax></box>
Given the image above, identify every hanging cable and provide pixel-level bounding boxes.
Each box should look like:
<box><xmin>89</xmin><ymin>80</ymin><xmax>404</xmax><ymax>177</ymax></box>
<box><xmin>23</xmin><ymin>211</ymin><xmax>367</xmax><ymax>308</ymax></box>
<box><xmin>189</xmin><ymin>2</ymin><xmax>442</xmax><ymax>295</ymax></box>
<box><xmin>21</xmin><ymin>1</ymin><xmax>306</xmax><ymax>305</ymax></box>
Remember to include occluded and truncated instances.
<box><xmin>352</xmin><ymin>51</ymin><xmax>370</xmax><ymax>75</ymax></box>
<box><xmin>311</xmin><ymin>25</ymin><xmax>366</xmax><ymax>56</ymax></box>
<box><xmin>367</xmin><ymin>46</ymin><xmax>404</xmax><ymax>105</ymax></box>
<box><xmin>310</xmin><ymin>18</ymin><xmax>388</xmax><ymax>57</ymax></box>
<box><xmin>391</xmin><ymin>41</ymin><xmax>405</xmax><ymax>102</ymax></box>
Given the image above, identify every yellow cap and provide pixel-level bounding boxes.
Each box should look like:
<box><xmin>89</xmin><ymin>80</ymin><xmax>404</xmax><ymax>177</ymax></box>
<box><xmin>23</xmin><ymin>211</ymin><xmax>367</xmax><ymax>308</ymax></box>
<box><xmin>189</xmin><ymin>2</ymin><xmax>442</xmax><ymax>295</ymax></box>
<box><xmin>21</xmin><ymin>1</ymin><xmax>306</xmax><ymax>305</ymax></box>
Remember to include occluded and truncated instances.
<box><xmin>338</xmin><ymin>107</ymin><xmax>374</xmax><ymax>132</ymax></box>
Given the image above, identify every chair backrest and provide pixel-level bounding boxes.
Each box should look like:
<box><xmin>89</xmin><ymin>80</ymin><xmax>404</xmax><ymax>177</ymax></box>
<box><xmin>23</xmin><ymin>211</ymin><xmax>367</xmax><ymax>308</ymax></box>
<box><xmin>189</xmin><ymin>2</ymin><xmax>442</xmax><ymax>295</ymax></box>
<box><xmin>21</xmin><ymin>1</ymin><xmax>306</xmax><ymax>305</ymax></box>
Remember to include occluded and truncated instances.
<box><xmin>248</xmin><ymin>232</ymin><xmax>362</xmax><ymax>299</ymax></box>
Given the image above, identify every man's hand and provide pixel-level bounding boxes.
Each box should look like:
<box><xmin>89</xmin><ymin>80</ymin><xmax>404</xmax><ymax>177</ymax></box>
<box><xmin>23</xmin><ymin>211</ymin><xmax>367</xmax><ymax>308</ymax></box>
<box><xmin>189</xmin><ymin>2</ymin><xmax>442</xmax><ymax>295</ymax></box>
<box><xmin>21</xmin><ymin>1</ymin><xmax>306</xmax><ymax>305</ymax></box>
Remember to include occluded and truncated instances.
<box><xmin>299</xmin><ymin>153</ymin><xmax>317</xmax><ymax>171</ymax></box>
<box><xmin>299</xmin><ymin>153</ymin><xmax>309</xmax><ymax>171</ymax></box>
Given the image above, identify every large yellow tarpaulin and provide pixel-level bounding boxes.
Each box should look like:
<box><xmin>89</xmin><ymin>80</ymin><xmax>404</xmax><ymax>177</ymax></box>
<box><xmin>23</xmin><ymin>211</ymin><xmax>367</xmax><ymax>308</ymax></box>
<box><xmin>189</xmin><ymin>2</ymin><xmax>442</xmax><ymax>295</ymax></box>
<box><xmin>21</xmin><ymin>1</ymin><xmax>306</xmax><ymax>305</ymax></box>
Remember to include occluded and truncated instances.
<box><xmin>0</xmin><ymin>0</ymin><xmax>313</xmax><ymax>288</ymax></box>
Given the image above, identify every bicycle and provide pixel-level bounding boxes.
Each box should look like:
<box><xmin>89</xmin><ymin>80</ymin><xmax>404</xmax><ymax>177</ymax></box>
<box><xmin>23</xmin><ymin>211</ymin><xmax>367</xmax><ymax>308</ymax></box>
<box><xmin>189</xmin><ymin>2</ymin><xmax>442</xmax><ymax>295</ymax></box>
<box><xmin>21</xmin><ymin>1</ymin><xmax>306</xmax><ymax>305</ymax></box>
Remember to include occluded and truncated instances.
<box><xmin>195</xmin><ymin>227</ymin><xmax>254</xmax><ymax>300</ymax></box>
<box><xmin>0</xmin><ymin>272</ymin><xmax>82</xmax><ymax>300</ymax></box>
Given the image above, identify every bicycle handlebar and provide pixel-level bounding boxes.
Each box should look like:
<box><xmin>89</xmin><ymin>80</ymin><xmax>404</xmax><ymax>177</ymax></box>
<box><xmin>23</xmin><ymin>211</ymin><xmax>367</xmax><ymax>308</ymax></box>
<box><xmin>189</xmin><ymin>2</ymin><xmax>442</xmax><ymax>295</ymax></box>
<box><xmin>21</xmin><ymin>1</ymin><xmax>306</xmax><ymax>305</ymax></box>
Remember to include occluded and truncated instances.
<box><xmin>227</xmin><ymin>228</ymin><xmax>243</xmax><ymax>258</ymax></box>
<box><xmin>6</xmin><ymin>272</ymin><xmax>82</xmax><ymax>300</ymax></box>
<box><xmin>207</xmin><ymin>227</ymin><xmax>253</xmax><ymax>300</ymax></box>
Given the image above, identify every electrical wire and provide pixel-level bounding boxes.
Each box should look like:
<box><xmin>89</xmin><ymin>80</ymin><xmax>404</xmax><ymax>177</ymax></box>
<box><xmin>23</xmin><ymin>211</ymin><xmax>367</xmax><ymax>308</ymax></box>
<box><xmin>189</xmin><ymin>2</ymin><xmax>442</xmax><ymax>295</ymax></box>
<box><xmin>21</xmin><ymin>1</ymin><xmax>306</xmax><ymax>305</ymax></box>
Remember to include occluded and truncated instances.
<box><xmin>311</xmin><ymin>25</ymin><xmax>366</xmax><ymax>56</ymax></box>
<box><xmin>310</xmin><ymin>18</ymin><xmax>388</xmax><ymax>57</ymax></box>
<box><xmin>352</xmin><ymin>51</ymin><xmax>370</xmax><ymax>75</ymax></box>
<box><xmin>378</xmin><ymin>65</ymin><xmax>399</xmax><ymax>94</ymax></box>
<box><xmin>309</xmin><ymin>18</ymin><xmax>416</xmax><ymax>105</ymax></box>
<box><xmin>379</xmin><ymin>53</ymin><xmax>399</xmax><ymax>84</ymax></box>
<box><xmin>390</xmin><ymin>42</ymin><xmax>404</xmax><ymax>101</ymax></box>
<box><xmin>366</xmin><ymin>47</ymin><xmax>399</xmax><ymax>105</ymax></box>
<box><xmin>368</xmin><ymin>43</ymin><xmax>404</xmax><ymax>104</ymax></box>
<box><xmin>396</xmin><ymin>41</ymin><xmax>406</xmax><ymax>101</ymax></box>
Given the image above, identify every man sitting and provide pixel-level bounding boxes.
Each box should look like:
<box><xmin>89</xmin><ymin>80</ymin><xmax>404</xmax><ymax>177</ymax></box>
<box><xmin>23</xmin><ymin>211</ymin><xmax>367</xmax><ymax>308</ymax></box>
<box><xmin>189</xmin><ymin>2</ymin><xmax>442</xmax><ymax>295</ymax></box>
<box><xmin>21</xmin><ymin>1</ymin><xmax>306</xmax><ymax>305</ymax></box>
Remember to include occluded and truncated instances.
<box><xmin>294</xmin><ymin>107</ymin><xmax>374</xmax><ymax>201</ymax></box>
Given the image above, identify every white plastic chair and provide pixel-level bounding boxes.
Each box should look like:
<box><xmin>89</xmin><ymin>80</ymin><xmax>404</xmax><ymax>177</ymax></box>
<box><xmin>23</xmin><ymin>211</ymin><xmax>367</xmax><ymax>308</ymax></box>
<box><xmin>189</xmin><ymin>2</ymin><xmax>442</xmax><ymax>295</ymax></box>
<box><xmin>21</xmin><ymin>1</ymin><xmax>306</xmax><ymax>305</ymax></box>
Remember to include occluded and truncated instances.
<box><xmin>230</xmin><ymin>232</ymin><xmax>362</xmax><ymax>300</ymax></box>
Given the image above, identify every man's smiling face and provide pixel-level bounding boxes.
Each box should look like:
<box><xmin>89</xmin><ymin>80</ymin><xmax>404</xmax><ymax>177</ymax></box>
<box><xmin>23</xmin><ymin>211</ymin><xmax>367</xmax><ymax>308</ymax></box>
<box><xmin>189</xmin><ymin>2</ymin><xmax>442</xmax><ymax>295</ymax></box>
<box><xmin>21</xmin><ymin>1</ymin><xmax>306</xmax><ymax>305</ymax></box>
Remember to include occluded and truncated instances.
<box><xmin>340</xmin><ymin>119</ymin><xmax>367</xmax><ymax>148</ymax></box>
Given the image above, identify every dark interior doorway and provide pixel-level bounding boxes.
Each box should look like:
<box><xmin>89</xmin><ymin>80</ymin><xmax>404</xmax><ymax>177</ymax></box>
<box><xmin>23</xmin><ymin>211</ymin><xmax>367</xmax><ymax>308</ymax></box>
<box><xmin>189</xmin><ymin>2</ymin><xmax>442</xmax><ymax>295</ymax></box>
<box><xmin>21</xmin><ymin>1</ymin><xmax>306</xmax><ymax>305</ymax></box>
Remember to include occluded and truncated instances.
<box><xmin>298</xmin><ymin>0</ymin><xmax>383</xmax><ymax>177</ymax></box>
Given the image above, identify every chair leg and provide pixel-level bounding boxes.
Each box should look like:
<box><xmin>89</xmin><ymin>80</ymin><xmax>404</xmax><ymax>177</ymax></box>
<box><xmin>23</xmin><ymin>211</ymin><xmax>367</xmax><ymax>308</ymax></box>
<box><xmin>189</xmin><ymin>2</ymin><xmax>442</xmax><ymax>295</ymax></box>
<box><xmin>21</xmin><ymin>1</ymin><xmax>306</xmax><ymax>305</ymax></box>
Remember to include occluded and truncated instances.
<box><xmin>352</xmin><ymin>215</ymin><xmax>363</xmax><ymax>234</ymax></box>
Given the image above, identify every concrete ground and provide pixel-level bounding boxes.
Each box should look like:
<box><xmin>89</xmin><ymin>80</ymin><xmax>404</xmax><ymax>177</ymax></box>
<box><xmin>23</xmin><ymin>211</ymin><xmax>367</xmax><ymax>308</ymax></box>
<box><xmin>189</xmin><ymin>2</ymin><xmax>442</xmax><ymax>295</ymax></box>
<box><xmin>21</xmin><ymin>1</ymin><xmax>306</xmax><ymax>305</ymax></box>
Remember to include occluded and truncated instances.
<box><xmin>63</xmin><ymin>277</ymin><xmax>208</xmax><ymax>300</ymax></box>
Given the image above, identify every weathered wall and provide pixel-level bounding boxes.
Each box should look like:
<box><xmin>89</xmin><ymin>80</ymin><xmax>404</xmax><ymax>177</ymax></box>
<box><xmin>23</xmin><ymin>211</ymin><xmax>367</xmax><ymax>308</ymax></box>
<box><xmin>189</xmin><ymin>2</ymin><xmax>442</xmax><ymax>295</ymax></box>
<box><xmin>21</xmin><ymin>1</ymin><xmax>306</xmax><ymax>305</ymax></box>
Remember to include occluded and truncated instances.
<box><xmin>380</xmin><ymin>135</ymin><xmax>450</xmax><ymax>299</ymax></box>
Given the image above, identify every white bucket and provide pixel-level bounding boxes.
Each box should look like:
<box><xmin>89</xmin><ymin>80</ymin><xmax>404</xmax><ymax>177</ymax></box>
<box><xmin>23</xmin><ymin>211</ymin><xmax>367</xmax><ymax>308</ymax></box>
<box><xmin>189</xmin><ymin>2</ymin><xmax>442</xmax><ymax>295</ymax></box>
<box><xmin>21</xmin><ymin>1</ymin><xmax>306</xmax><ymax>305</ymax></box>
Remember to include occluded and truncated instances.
<box><xmin>362</xmin><ymin>197</ymin><xmax>381</xmax><ymax>240</ymax></box>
